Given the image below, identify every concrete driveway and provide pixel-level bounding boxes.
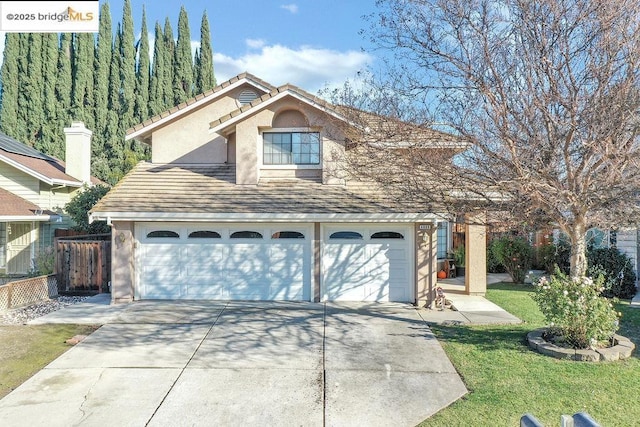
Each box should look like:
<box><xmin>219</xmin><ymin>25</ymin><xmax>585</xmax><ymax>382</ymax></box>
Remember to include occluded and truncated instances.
<box><xmin>0</xmin><ymin>300</ymin><xmax>467</xmax><ymax>426</ymax></box>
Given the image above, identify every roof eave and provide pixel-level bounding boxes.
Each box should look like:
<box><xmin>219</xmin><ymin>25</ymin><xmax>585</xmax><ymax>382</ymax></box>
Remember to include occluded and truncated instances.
<box><xmin>89</xmin><ymin>211</ymin><xmax>442</xmax><ymax>224</ymax></box>
<box><xmin>209</xmin><ymin>90</ymin><xmax>356</xmax><ymax>135</ymax></box>
<box><xmin>125</xmin><ymin>76</ymin><xmax>274</xmax><ymax>142</ymax></box>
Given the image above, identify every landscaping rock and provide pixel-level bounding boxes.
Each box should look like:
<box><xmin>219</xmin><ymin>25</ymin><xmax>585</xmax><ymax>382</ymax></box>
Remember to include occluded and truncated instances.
<box><xmin>574</xmin><ymin>349</ymin><xmax>600</xmax><ymax>362</ymax></box>
<box><xmin>65</xmin><ymin>335</ymin><xmax>88</xmax><ymax>345</ymax></box>
<box><xmin>527</xmin><ymin>328</ymin><xmax>635</xmax><ymax>362</ymax></box>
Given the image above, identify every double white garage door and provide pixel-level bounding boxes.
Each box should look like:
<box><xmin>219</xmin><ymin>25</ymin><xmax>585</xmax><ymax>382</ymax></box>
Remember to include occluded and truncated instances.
<box><xmin>136</xmin><ymin>223</ymin><xmax>412</xmax><ymax>302</ymax></box>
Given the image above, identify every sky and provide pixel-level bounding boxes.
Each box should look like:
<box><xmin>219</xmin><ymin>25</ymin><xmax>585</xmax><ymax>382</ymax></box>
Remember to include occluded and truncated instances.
<box><xmin>103</xmin><ymin>0</ymin><xmax>380</xmax><ymax>94</ymax></box>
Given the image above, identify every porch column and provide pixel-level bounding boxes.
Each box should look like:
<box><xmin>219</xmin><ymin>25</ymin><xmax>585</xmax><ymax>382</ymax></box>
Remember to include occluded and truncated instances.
<box><xmin>111</xmin><ymin>221</ymin><xmax>135</xmax><ymax>304</ymax></box>
<box><xmin>416</xmin><ymin>222</ymin><xmax>437</xmax><ymax>307</ymax></box>
<box><xmin>465</xmin><ymin>212</ymin><xmax>487</xmax><ymax>295</ymax></box>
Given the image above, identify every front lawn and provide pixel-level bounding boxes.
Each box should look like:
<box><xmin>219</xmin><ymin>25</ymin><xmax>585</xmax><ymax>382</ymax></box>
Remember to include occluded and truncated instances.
<box><xmin>421</xmin><ymin>283</ymin><xmax>640</xmax><ymax>426</ymax></box>
<box><xmin>0</xmin><ymin>324</ymin><xmax>98</xmax><ymax>399</ymax></box>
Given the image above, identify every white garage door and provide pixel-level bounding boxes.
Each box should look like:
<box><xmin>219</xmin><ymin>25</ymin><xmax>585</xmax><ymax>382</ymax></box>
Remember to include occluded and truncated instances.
<box><xmin>136</xmin><ymin>223</ymin><xmax>312</xmax><ymax>300</ymax></box>
<box><xmin>322</xmin><ymin>224</ymin><xmax>413</xmax><ymax>302</ymax></box>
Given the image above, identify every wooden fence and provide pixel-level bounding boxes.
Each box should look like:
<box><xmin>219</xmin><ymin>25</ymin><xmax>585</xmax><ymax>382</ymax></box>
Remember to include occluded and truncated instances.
<box><xmin>55</xmin><ymin>234</ymin><xmax>111</xmax><ymax>293</ymax></box>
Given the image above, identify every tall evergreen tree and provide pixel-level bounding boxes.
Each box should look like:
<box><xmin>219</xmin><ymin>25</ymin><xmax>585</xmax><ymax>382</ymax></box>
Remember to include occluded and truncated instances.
<box><xmin>149</xmin><ymin>21</ymin><xmax>165</xmax><ymax>116</ymax></box>
<box><xmin>71</xmin><ymin>32</ymin><xmax>95</xmax><ymax>130</ymax></box>
<box><xmin>162</xmin><ymin>18</ymin><xmax>175</xmax><ymax>109</ymax></box>
<box><xmin>193</xmin><ymin>47</ymin><xmax>200</xmax><ymax>93</ymax></box>
<box><xmin>0</xmin><ymin>34</ymin><xmax>20</xmax><ymax>139</ymax></box>
<box><xmin>173</xmin><ymin>6</ymin><xmax>193</xmax><ymax>103</ymax></box>
<box><xmin>94</xmin><ymin>2</ymin><xmax>113</xmax><ymax>152</ymax></box>
<box><xmin>55</xmin><ymin>33</ymin><xmax>73</xmax><ymax>144</ymax></box>
<box><xmin>104</xmin><ymin>27</ymin><xmax>124</xmax><ymax>184</ymax></box>
<box><xmin>14</xmin><ymin>33</ymin><xmax>31</xmax><ymax>142</ymax></box>
<box><xmin>195</xmin><ymin>11</ymin><xmax>215</xmax><ymax>94</ymax></box>
<box><xmin>135</xmin><ymin>6</ymin><xmax>151</xmax><ymax>121</ymax></box>
<box><xmin>24</xmin><ymin>33</ymin><xmax>44</xmax><ymax>147</ymax></box>
<box><xmin>120</xmin><ymin>0</ymin><xmax>136</xmax><ymax>131</ymax></box>
<box><xmin>39</xmin><ymin>33</ymin><xmax>62</xmax><ymax>157</ymax></box>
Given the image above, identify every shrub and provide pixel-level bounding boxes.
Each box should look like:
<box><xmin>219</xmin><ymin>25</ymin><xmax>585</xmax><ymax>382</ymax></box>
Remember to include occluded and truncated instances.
<box><xmin>486</xmin><ymin>239</ymin><xmax>506</xmax><ymax>273</ymax></box>
<box><xmin>532</xmin><ymin>271</ymin><xmax>620</xmax><ymax>349</ymax></box>
<box><xmin>587</xmin><ymin>247</ymin><xmax>637</xmax><ymax>299</ymax></box>
<box><xmin>490</xmin><ymin>236</ymin><xmax>533</xmax><ymax>283</ymax></box>
<box><xmin>535</xmin><ymin>240</ymin><xmax>571</xmax><ymax>274</ymax></box>
<box><xmin>30</xmin><ymin>246</ymin><xmax>55</xmax><ymax>276</ymax></box>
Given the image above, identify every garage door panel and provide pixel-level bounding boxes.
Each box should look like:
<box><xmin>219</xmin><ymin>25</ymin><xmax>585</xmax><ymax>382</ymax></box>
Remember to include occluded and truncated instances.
<box><xmin>323</xmin><ymin>226</ymin><xmax>412</xmax><ymax>302</ymax></box>
<box><xmin>137</xmin><ymin>223</ymin><xmax>311</xmax><ymax>301</ymax></box>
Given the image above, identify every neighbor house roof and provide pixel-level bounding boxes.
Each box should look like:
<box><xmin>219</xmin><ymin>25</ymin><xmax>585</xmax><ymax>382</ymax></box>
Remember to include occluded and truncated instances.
<box><xmin>89</xmin><ymin>162</ymin><xmax>441</xmax><ymax>223</ymax></box>
<box><xmin>125</xmin><ymin>72</ymin><xmax>277</xmax><ymax>142</ymax></box>
<box><xmin>0</xmin><ymin>131</ymin><xmax>96</xmax><ymax>187</ymax></box>
<box><xmin>0</xmin><ymin>188</ymin><xmax>57</xmax><ymax>221</ymax></box>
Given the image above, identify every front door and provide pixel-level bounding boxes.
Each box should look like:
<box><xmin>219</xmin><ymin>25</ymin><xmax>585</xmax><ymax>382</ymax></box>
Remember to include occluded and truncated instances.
<box><xmin>7</xmin><ymin>222</ymin><xmax>34</xmax><ymax>274</ymax></box>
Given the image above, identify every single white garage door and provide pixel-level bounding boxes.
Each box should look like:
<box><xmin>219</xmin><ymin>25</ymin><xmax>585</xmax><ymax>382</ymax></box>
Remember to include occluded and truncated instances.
<box><xmin>136</xmin><ymin>223</ymin><xmax>312</xmax><ymax>300</ymax></box>
<box><xmin>322</xmin><ymin>224</ymin><xmax>413</xmax><ymax>302</ymax></box>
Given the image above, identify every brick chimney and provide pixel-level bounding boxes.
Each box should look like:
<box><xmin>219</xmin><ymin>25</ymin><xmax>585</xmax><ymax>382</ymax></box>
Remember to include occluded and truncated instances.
<box><xmin>63</xmin><ymin>121</ymin><xmax>92</xmax><ymax>185</ymax></box>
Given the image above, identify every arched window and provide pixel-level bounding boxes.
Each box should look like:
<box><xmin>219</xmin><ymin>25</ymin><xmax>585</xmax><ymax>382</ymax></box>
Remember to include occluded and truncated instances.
<box><xmin>272</xmin><ymin>231</ymin><xmax>305</xmax><ymax>239</ymax></box>
<box><xmin>230</xmin><ymin>231</ymin><xmax>263</xmax><ymax>239</ymax></box>
<box><xmin>329</xmin><ymin>231</ymin><xmax>363</xmax><ymax>240</ymax></box>
<box><xmin>146</xmin><ymin>230</ymin><xmax>179</xmax><ymax>238</ymax></box>
<box><xmin>188</xmin><ymin>231</ymin><xmax>221</xmax><ymax>238</ymax></box>
<box><xmin>371</xmin><ymin>231</ymin><xmax>404</xmax><ymax>239</ymax></box>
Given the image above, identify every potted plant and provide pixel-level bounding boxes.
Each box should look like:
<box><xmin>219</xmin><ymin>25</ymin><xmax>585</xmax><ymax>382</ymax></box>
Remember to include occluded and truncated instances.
<box><xmin>453</xmin><ymin>245</ymin><xmax>465</xmax><ymax>276</ymax></box>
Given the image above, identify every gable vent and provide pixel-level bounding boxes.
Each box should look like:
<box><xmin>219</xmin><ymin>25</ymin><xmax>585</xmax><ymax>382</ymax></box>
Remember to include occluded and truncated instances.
<box><xmin>238</xmin><ymin>89</ymin><xmax>258</xmax><ymax>106</ymax></box>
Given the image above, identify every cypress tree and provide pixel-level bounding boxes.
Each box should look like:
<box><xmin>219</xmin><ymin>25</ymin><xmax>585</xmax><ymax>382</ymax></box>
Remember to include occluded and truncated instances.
<box><xmin>104</xmin><ymin>27</ymin><xmax>124</xmax><ymax>184</ymax></box>
<box><xmin>173</xmin><ymin>6</ymin><xmax>193</xmax><ymax>104</ymax></box>
<box><xmin>149</xmin><ymin>21</ymin><xmax>165</xmax><ymax>116</ymax></box>
<box><xmin>195</xmin><ymin>11</ymin><xmax>216</xmax><ymax>94</ymax></box>
<box><xmin>162</xmin><ymin>18</ymin><xmax>175</xmax><ymax>110</ymax></box>
<box><xmin>120</xmin><ymin>0</ymin><xmax>136</xmax><ymax>131</ymax></box>
<box><xmin>24</xmin><ymin>33</ymin><xmax>44</xmax><ymax>147</ymax></box>
<box><xmin>39</xmin><ymin>33</ymin><xmax>62</xmax><ymax>157</ymax></box>
<box><xmin>71</xmin><ymin>32</ymin><xmax>95</xmax><ymax>130</ymax></box>
<box><xmin>193</xmin><ymin>47</ymin><xmax>200</xmax><ymax>93</ymax></box>
<box><xmin>135</xmin><ymin>6</ymin><xmax>151</xmax><ymax>121</ymax></box>
<box><xmin>15</xmin><ymin>34</ymin><xmax>31</xmax><ymax>142</ymax></box>
<box><xmin>55</xmin><ymin>33</ymin><xmax>72</xmax><ymax>143</ymax></box>
<box><xmin>94</xmin><ymin>2</ymin><xmax>112</xmax><ymax>151</ymax></box>
<box><xmin>0</xmin><ymin>34</ymin><xmax>20</xmax><ymax>139</ymax></box>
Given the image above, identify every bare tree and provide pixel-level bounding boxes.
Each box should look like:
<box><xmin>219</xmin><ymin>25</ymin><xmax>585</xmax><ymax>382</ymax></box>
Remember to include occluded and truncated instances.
<box><xmin>330</xmin><ymin>0</ymin><xmax>640</xmax><ymax>278</ymax></box>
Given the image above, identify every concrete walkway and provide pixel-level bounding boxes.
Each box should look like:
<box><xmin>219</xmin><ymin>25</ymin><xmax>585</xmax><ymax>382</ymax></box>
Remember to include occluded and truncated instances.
<box><xmin>1</xmin><ymin>300</ymin><xmax>469</xmax><ymax>427</ymax></box>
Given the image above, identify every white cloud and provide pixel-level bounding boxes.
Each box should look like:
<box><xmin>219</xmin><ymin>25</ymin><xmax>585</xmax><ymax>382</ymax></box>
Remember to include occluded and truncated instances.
<box><xmin>280</xmin><ymin>4</ymin><xmax>299</xmax><ymax>14</ymax></box>
<box><xmin>245</xmin><ymin>38</ymin><xmax>266</xmax><ymax>49</ymax></box>
<box><xmin>213</xmin><ymin>43</ymin><xmax>373</xmax><ymax>95</ymax></box>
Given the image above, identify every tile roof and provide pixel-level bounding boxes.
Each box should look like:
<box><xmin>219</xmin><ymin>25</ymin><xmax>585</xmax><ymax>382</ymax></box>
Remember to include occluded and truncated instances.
<box><xmin>0</xmin><ymin>188</ymin><xmax>42</xmax><ymax>216</ymax></box>
<box><xmin>91</xmin><ymin>162</ymin><xmax>429</xmax><ymax>215</ymax></box>
<box><xmin>126</xmin><ymin>72</ymin><xmax>277</xmax><ymax>136</ymax></box>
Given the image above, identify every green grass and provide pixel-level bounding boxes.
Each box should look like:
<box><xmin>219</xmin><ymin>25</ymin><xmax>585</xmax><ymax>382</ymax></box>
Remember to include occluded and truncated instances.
<box><xmin>0</xmin><ymin>324</ymin><xmax>98</xmax><ymax>399</ymax></box>
<box><xmin>420</xmin><ymin>283</ymin><xmax>640</xmax><ymax>427</ymax></box>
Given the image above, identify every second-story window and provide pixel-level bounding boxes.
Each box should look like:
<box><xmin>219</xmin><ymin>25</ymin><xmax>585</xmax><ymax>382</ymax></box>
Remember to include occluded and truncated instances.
<box><xmin>263</xmin><ymin>132</ymin><xmax>320</xmax><ymax>165</ymax></box>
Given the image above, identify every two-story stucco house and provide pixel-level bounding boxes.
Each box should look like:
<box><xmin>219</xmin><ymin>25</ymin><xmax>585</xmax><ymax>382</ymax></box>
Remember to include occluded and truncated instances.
<box><xmin>0</xmin><ymin>122</ymin><xmax>96</xmax><ymax>275</ymax></box>
<box><xmin>90</xmin><ymin>73</ymin><xmax>488</xmax><ymax>305</ymax></box>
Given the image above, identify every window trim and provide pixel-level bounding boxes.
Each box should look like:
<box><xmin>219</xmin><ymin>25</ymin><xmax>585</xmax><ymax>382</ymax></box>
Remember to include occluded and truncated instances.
<box><xmin>260</xmin><ymin>128</ymin><xmax>322</xmax><ymax>169</ymax></box>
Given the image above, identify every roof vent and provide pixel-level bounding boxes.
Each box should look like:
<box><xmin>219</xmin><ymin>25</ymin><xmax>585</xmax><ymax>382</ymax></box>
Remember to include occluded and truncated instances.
<box><xmin>237</xmin><ymin>89</ymin><xmax>258</xmax><ymax>106</ymax></box>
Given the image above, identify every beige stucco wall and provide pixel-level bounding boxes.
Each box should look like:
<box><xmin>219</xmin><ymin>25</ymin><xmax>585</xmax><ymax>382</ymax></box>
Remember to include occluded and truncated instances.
<box><xmin>230</xmin><ymin>99</ymin><xmax>347</xmax><ymax>185</ymax></box>
<box><xmin>465</xmin><ymin>212</ymin><xmax>487</xmax><ymax>295</ymax></box>
<box><xmin>415</xmin><ymin>223</ymin><xmax>438</xmax><ymax>307</ymax></box>
<box><xmin>111</xmin><ymin>221</ymin><xmax>135</xmax><ymax>304</ymax></box>
<box><xmin>150</xmin><ymin>85</ymin><xmax>264</xmax><ymax>164</ymax></box>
